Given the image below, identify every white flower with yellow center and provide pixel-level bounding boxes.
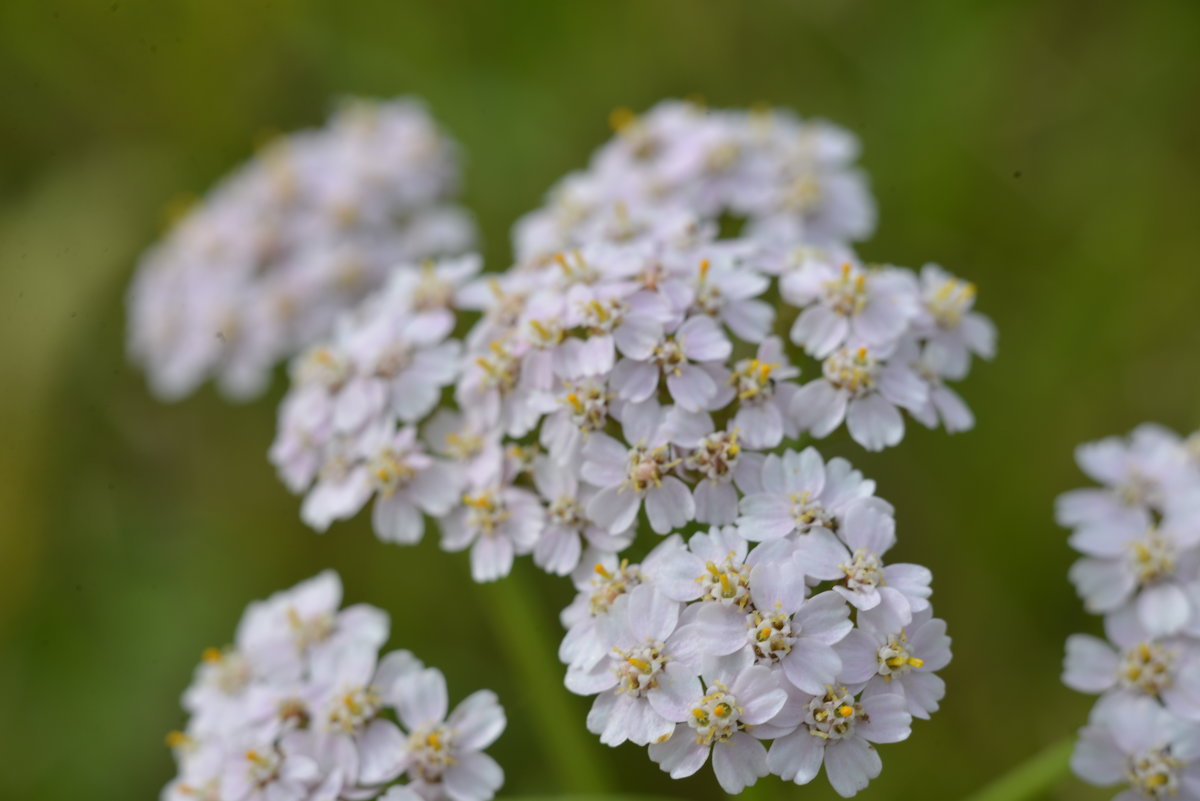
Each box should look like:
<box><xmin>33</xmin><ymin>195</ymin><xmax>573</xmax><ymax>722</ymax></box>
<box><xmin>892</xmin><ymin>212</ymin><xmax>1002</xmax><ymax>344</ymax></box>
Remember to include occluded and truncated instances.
<box><xmin>914</xmin><ymin>263</ymin><xmax>995</xmax><ymax>381</ymax></box>
<box><xmin>308</xmin><ymin>646</ymin><xmax>426</xmax><ymax>789</ymax></box>
<box><xmin>791</xmin><ymin>500</ymin><xmax>931</xmax><ymax>619</ymax></box>
<box><xmin>609</xmin><ymin>314</ymin><xmax>732</xmax><ymax>413</ymax></box>
<box><xmin>838</xmin><ymin>606</ymin><xmax>951</xmax><ymax>720</ymax></box>
<box><xmin>559</xmin><ymin>559</ymin><xmax>645</xmax><ymax>672</ymax></box>
<box><xmin>685</xmin><ymin>428</ymin><xmax>762</xmax><ymax>525</ymax></box>
<box><xmin>566</xmin><ymin>585</ymin><xmax>700</xmax><ymax>747</ymax></box>
<box><xmin>1068</xmin><ymin>513</ymin><xmax>1200</xmax><ymax>636</ymax></box>
<box><xmin>129</xmin><ymin>98</ymin><xmax>474</xmax><ymax>402</ymax></box>
<box><xmin>790</xmin><ymin>344</ymin><xmax>927</xmax><ymax>452</ymax></box>
<box><xmin>538</xmin><ymin>378</ymin><xmax>613</xmax><ymax>464</ymax></box>
<box><xmin>728</xmin><ymin>337</ymin><xmax>801</xmax><ymax>449</ymax></box>
<box><xmin>1057</xmin><ymin>424</ymin><xmax>1199</xmax><ymax>535</ymax></box>
<box><xmin>684</xmin><ymin>562</ymin><xmax>852</xmax><ymax>695</ymax></box>
<box><xmin>357</xmin><ymin>424</ymin><xmax>461</xmax><ymax>545</ymax></box>
<box><xmin>738</xmin><ymin>447</ymin><xmax>881</xmax><ymax>542</ymax></box>
<box><xmin>582</xmin><ymin>407</ymin><xmax>694</xmax><ymax>535</ymax></box>
<box><xmin>641</xmin><ymin>526</ymin><xmax>751</xmax><ymax>606</ymax></box>
<box><xmin>394</xmin><ymin>667</ymin><xmax>506</xmax><ymax>801</ymax></box>
<box><xmin>768</xmin><ymin>685</ymin><xmax>911</xmax><ymax>797</ymax></box>
<box><xmin>1063</xmin><ymin>607</ymin><xmax>1200</xmax><ymax>721</ymax></box>
<box><xmin>783</xmin><ymin>258</ymin><xmax>918</xmax><ymax>359</ymax></box>
<box><xmin>441</xmin><ymin>484</ymin><xmax>545</xmax><ymax>582</ymax></box>
<box><xmin>648</xmin><ymin>665</ymin><xmax>787</xmax><ymax>794</ymax></box>
<box><xmin>1071</xmin><ymin>694</ymin><xmax>1200</xmax><ymax>801</ymax></box>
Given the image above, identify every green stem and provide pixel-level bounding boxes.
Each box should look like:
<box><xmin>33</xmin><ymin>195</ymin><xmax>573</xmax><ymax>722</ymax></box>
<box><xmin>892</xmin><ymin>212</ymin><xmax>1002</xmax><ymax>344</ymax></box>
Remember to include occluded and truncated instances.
<box><xmin>960</xmin><ymin>737</ymin><xmax>1075</xmax><ymax>801</ymax></box>
<box><xmin>477</xmin><ymin>574</ymin><xmax>610</xmax><ymax>793</ymax></box>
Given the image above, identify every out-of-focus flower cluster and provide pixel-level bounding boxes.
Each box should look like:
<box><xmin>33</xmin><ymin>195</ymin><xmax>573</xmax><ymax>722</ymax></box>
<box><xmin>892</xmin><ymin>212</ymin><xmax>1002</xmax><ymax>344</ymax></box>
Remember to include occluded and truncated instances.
<box><xmin>559</xmin><ymin>448</ymin><xmax>951</xmax><ymax>796</ymax></box>
<box><xmin>129</xmin><ymin>98</ymin><xmax>474</xmax><ymax>401</ymax></box>
<box><xmin>162</xmin><ymin>572</ymin><xmax>505</xmax><ymax>801</ymax></box>
<box><xmin>1059</xmin><ymin>425</ymin><xmax>1200</xmax><ymax>799</ymax></box>
<box><xmin>512</xmin><ymin>99</ymin><xmax>876</xmax><ymax>263</ymax></box>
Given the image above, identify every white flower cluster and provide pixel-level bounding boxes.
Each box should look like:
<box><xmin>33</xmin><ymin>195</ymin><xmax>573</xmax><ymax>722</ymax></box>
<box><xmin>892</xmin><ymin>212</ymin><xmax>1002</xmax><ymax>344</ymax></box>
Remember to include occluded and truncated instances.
<box><xmin>263</xmin><ymin>100</ymin><xmax>986</xmax><ymax>795</ymax></box>
<box><xmin>129</xmin><ymin>98</ymin><xmax>475</xmax><ymax>401</ymax></box>
<box><xmin>271</xmin><ymin>234</ymin><xmax>992</xmax><ymax>581</ymax></box>
<box><xmin>162</xmin><ymin>572</ymin><xmax>505</xmax><ymax>801</ymax></box>
<box><xmin>1059</xmin><ymin>425</ymin><xmax>1200</xmax><ymax>799</ymax></box>
<box><xmin>560</xmin><ymin>449</ymin><xmax>951</xmax><ymax>796</ymax></box>
<box><xmin>512</xmin><ymin>99</ymin><xmax>876</xmax><ymax>264</ymax></box>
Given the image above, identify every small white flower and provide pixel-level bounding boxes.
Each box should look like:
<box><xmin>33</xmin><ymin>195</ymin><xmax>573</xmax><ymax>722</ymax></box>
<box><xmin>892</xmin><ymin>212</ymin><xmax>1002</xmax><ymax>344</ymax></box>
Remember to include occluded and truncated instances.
<box><xmin>783</xmin><ymin>259</ymin><xmax>918</xmax><ymax>359</ymax></box>
<box><xmin>913</xmin><ymin>264</ymin><xmax>995</xmax><ymax>381</ymax></box>
<box><xmin>609</xmin><ymin>315</ymin><xmax>732</xmax><ymax>412</ymax></box>
<box><xmin>767</xmin><ymin>685</ymin><xmax>912</xmax><ymax>797</ymax></box>
<box><xmin>531</xmin><ymin>456</ymin><xmax>632</xmax><ymax>576</ymax></box>
<box><xmin>441</xmin><ymin>485</ymin><xmax>545</xmax><ymax>582</ymax></box>
<box><xmin>837</xmin><ymin>605</ymin><xmax>951</xmax><ymax>720</ymax></box>
<box><xmin>394</xmin><ymin>667</ymin><xmax>507</xmax><ymax>801</ymax></box>
<box><xmin>1064</xmin><ymin>605</ymin><xmax>1200</xmax><ymax>721</ymax></box>
<box><xmin>1068</xmin><ymin>513</ymin><xmax>1200</xmax><ymax>636</ymax></box>
<box><xmin>559</xmin><ymin>559</ymin><xmax>645</xmax><ymax>672</ymax></box>
<box><xmin>727</xmin><ymin>337</ymin><xmax>802</xmax><ymax>450</ymax></box>
<box><xmin>790</xmin><ymin>344</ymin><xmax>928</xmax><ymax>451</ymax></box>
<box><xmin>737</xmin><ymin>447</ymin><xmax>881</xmax><ymax>542</ymax></box>
<box><xmin>648</xmin><ymin>664</ymin><xmax>788</xmax><ymax>794</ymax></box>
<box><xmin>581</xmin><ymin>406</ymin><xmax>694</xmax><ymax>535</ymax></box>
<box><xmin>566</xmin><ymin>585</ymin><xmax>701</xmax><ymax>746</ymax></box>
<box><xmin>1071</xmin><ymin>694</ymin><xmax>1200</xmax><ymax>799</ymax></box>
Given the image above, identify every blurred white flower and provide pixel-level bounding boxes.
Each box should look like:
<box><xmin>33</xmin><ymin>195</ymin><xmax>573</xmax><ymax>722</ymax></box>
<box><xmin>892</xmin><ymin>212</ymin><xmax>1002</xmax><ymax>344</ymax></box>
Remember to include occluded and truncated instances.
<box><xmin>129</xmin><ymin>98</ymin><xmax>474</xmax><ymax>400</ymax></box>
<box><xmin>162</xmin><ymin>573</ymin><xmax>505</xmax><ymax>801</ymax></box>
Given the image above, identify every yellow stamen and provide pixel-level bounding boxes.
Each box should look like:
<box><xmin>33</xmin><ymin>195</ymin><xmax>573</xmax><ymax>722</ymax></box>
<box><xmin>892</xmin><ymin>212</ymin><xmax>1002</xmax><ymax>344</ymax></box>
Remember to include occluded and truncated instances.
<box><xmin>202</xmin><ymin>647</ymin><xmax>222</xmax><ymax>663</ymax></box>
<box><xmin>837</xmin><ymin>705</ymin><xmax>855</xmax><ymax>718</ymax></box>
<box><xmin>628</xmin><ymin>657</ymin><xmax>652</xmax><ymax>672</ymax></box>
<box><xmin>907</xmin><ymin>657</ymin><xmax>924</xmax><ymax>668</ymax></box>
<box><xmin>594</xmin><ymin>563</ymin><xmax>612</xmax><ymax>578</ymax></box>
<box><xmin>165</xmin><ymin>731</ymin><xmax>190</xmax><ymax>749</ymax></box>
<box><xmin>609</xmin><ymin>107</ymin><xmax>636</xmax><ymax>132</ymax></box>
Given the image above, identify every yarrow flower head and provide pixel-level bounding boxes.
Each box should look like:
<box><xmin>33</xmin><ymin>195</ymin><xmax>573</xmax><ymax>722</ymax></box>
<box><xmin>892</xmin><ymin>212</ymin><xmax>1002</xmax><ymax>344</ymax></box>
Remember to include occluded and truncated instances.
<box><xmin>1060</xmin><ymin>424</ymin><xmax>1200</xmax><ymax>798</ymax></box>
<box><xmin>225</xmin><ymin>99</ymin><xmax>985</xmax><ymax>796</ymax></box>
<box><xmin>129</xmin><ymin>98</ymin><xmax>475</xmax><ymax>401</ymax></box>
<box><xmin>557</xmin><ymin>446</ymin><xmax>951</xmax><ymax>797</ymax></box>
<box><xmin>266</xmin><ymin>101</ymin><xmax>993</xmax><ymax>591</ymax></box>
<box><xmin>161</xmin><ymin>571</ymin><xmax>506</xmax><ymax>801</ymax></box>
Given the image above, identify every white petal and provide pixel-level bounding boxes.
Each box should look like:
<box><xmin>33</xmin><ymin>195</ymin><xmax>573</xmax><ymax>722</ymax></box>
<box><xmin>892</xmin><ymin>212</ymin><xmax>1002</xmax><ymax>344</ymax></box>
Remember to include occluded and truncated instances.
<box><xmin>357</xmin><ymin>719</ymin><xmax>406</xmax><ymax>785</ymax></box>
<box><xmin>712</xmin><ymin>732</ymin><xmax>769</xmax><ymax>794</ymax></box>
<box><xmin>448</xmin><ymin>690</ymin><xmax>506</xmax><ymax>751</ymax></box>
<box><xmin>846</xmin><ymin>394</ymin><xmax>904</xmax><ymax>451</ymax></box>
<box><xmin>1062</xmin><ymin>635</ymin><xmax>1118</xmax><ymax>693</ymax></box>
<box><xmin>645</xmin><ymin>477</ymin><xmax>695</xmax><ymax>534</ymax></box>
<box><xmin>791</xmin><ymin>380</ymin><xmax>848</xmax><ymax>438</ymax></box>
<box><xmin>444</xmin><ymin>752</ymin><xmax>504</xmax><ymax>801</ymax></box>
<box><xmin>823</xmin><ymin>737</ymin><xmax>882</xmax><ymax>798</ymax></box>
<box><xmin>768</xmin><ymin>729</ymin><xmax>825</xmax><ymax>784</ymax></box>
<box><xmin>397</xmin><ymin>667</ymin><xmax>448</xmax><ymax>730</ymax></box>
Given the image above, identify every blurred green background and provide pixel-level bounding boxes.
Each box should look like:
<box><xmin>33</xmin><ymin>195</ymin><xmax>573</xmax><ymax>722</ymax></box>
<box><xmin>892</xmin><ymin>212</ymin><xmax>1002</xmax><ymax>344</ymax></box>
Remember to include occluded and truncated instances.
<box><xmin>3</xmin><ymin>1</ymin><xmax>1200</xmax><ymax>799</ymax></box>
